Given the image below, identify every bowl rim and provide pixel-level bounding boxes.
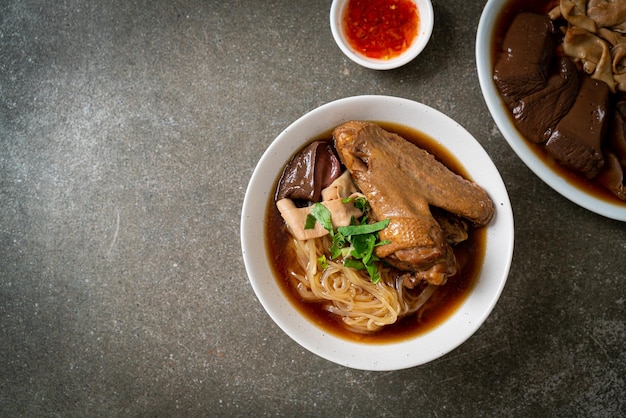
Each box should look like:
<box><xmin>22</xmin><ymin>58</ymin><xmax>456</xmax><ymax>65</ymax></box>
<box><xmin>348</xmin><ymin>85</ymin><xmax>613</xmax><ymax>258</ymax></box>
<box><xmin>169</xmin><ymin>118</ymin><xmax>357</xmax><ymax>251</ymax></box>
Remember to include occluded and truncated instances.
<box><xmin>475</xmin><ymin>0</ymin><xmax>626</xmax><ymax>222</ymax></box>
<box><xmin>241</xmin><ymin>95</ymin><xmax>514</xmax><ymax>371</ymax></box>
<box><xmin>329</xmin><ymin>0</ymin><xmax>434</xmax><ymax>70</ymax></box>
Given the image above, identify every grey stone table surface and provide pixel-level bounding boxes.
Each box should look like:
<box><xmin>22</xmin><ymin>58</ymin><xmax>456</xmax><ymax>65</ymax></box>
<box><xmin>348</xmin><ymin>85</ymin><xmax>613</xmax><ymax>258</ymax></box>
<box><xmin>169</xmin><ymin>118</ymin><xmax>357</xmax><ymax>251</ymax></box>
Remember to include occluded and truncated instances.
<box><xmin>1</xmin><ymin>0</ymin><xmax>624</xmax><ymax>416</ymax></box>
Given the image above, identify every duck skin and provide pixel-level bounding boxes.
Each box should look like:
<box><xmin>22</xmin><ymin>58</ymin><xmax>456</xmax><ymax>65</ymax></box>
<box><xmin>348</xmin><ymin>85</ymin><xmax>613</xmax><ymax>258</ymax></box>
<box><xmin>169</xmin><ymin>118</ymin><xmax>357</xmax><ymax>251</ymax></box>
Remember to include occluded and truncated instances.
<box><xmin>333</xmin><ymin>121</ymin><xmax>494</xmax><ymax>286</ymax></box>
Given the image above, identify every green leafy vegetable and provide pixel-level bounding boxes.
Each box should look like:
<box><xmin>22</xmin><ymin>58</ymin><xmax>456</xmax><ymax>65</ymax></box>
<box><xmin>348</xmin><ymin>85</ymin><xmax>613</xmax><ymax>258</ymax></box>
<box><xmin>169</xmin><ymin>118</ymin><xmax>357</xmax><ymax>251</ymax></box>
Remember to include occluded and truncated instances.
<box><xmin>343</xmin><ymin>258</ymin><xmax>366</xmax><ymax>271</ymax></box>
<box><xmin>337</xmin><ymin>219</ymin><xmax>390</xmax><ymax>236</ymax></box>
<box><xmin>317</xmin><ymin>254</ymin><xmax>329</xmax><ymax>270</ymax></box>
<box><xmin>330</xmin><ymin>233</ymin><xmax>345</xmax><ymax>259</ymax></box>
<box><xmin>306</xmin><ymin>203</ymin><xmax>333</xmax><ymax>235</ymax></box>
<box><xmin>304</xmin><ymin>200</ymin><xmax>390</xmax><ymax>283</ymax></box>
<box><xmin>343</xmin><ymin>195</ymin><xmax>369</xmax><ymax>212</ymax></box>
<box><xmin>304</xmin><ymin>214</ymin><xmax>317</xmax><ymax>230</ymax></box>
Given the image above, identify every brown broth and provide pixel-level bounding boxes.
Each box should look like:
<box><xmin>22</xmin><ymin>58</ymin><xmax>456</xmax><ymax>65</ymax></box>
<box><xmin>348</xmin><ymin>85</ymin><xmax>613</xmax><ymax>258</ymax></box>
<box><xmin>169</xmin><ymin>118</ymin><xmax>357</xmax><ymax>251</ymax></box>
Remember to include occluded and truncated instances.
<box><xmin>265</xmin><ymin>123</ymin><xmax>488</xmax><ymax>344</ymax></box>
<box><xmin>492</xmin><ymin>0</ymin><xmax>626</xmax><ymax>208</ymax></box>
<box><xmin>527</xmin><ymin>139</ymin><xmax>626</xmax><ymax>205</ymax></box>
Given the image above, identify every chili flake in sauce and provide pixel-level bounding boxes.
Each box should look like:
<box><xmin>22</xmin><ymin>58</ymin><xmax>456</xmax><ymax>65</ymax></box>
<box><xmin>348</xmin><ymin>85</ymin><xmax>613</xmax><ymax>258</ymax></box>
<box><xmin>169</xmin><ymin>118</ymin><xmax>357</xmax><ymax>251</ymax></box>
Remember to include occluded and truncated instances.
<box><xmin>343</xmin><ymin>0</ymin><xmax>419</xmax><ymax>60</ymax></box>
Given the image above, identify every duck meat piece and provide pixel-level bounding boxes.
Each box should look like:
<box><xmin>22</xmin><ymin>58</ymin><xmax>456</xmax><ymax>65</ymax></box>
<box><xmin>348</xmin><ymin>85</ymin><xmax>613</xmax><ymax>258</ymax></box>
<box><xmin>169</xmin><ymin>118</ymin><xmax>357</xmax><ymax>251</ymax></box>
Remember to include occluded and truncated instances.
<box><xmin>494</xmin><ymin>12</ymin><xmax>556</xmax><ymax>105</ymax></box>
<box><xmin>431</xmin><ymin>207</ymin><xmax>469</xmax><ymax>245</ymax></box>
<box><xmin>545</xmin><ymin>76</ymin><xmax>609</xmax><ymax>179</ymax></box>
<box><xmin>510</xmin><ymin>57</ymin><xmax>580</xmax><ymax>144</ymax></box>
<box><xmin>333</xmin><ymin>121</ymin><xmax>494</xmax><ymax>225</ymax></box>
<box><xmin>333</xmin><ymin>121</ymin><xmax>494</xmax><ymax>286</ymax></box>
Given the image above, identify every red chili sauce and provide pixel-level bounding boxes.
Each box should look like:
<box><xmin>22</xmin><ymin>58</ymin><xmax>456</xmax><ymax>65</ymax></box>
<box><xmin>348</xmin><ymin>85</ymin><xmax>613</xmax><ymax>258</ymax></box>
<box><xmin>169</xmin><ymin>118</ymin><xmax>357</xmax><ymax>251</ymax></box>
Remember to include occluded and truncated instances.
<box><xmin>343</xmin><ymin>0</ymin><xmax>419</xmax><ymax>60</ymax></box>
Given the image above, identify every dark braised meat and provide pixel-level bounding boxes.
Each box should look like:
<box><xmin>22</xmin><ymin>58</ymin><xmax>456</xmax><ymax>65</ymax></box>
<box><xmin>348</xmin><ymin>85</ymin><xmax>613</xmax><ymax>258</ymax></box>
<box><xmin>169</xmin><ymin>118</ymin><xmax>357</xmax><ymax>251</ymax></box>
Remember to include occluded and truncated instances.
<box><xmin>494</xmin><ymin>12</ymin><xmax>556</xmax><ymax>105</ymax></box>
<box><xmin>333</xmin><ymin>121</ymin><xmax>494</xmax><ymax>287</ymax></box>
<box><xmin>511</xmin><ymin>57</ymin><xmax>580</xmax><ymax>144</ymax></box>
<box><xmin>275</xmin><ymin>141</ymin><xmax>342</xmax><ymax>203</ymax></box>
<box><xmin>545</xmin><ymin>77</ymin><xmax>609</xmax><ymax>179</ymax></box>
<box><xmin>432</xmin><ymin>207</ymin><xmax>469</xmax><ymax>245</ymax></box>
<box><xmin>493</xmin><ymin>8</ymin><xmax>626</xmax><ymax>201</ymax></box>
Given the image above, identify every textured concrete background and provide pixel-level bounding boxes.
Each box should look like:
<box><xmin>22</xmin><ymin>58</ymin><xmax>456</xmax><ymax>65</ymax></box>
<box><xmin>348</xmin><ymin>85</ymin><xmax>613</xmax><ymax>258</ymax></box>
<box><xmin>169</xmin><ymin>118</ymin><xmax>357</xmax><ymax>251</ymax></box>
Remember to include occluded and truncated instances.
<box><xmin>1</xmin><ymin>0</ymin><xmax>624</xmax><ymax>416</ymax></box>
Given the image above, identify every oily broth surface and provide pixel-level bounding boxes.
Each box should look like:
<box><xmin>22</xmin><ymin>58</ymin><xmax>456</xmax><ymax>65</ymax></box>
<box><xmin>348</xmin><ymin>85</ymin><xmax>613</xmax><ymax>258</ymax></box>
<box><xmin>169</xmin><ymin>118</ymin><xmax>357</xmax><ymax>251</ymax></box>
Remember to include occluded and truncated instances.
<box><xmin>265</xmin><ymin>122</ymin><xmax>487</xmax><ymax>344</ymax></box>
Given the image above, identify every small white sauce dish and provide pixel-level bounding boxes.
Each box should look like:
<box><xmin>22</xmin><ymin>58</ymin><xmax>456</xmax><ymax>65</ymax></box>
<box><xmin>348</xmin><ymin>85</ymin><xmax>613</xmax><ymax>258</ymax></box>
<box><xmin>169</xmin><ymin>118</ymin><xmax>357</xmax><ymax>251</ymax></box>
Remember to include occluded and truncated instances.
<box><xmin>330</xmin><ymin>0</ymin><xmax>434</xmax><ymax>70</ymax></box>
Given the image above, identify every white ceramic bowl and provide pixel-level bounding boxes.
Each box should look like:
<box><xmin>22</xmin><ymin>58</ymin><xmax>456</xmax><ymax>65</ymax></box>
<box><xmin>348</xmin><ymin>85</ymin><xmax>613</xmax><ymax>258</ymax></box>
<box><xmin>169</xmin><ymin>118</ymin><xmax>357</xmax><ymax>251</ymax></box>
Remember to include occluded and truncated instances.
<box><xmin>330</xmin><ymin>0</ymin><xmax>434</xmax><ymax>70</ymax></box>
<box><xmin>476</xmin><ymin>0</ymin><xmax>626</xmax><ymax>221</ymax></box>
<box><xmin>241</xmin><ymin>96</ymin><xmax>514</xmax><ymax>371</ymax></box>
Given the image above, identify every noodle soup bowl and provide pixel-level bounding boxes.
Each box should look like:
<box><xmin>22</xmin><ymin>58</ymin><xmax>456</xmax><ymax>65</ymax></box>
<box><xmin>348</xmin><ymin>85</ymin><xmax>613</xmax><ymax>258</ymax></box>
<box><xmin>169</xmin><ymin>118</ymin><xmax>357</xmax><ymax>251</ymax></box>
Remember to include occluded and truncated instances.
<box><xmin>241</xmin><ymin>95</ymin><xmax>514</xmax><ymax>371</ymax></box>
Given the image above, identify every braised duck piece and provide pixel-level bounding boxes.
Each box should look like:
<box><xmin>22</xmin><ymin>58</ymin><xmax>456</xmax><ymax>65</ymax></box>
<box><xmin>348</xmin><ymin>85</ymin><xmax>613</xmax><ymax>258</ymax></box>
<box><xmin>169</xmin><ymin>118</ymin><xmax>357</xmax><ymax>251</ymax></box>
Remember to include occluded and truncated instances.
<box><xmin>511</xmin><ymin>57</ymin><xmax>580</xmax><ymax>144</ymax></box>
<box><xmin>493</xmin><ymin>12</ymin><xmax>556</xmax><ymax>105</ymax></box>
<box><xmin>545</xmin><ymin>76</ymin><xmax>609</xmax><ymax>179</ymax></box>
<box><xmin>333</xmin><ymin>121</ymin><xmax>494</xmax><ymax>287</ymax></box>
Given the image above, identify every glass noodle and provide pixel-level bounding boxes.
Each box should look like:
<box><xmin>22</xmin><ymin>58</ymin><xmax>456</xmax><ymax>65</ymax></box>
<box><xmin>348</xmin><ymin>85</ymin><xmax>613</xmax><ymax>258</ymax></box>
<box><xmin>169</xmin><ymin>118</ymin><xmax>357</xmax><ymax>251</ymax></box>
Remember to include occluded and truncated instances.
<box><xmin>288</xmin><ymin>233</ymin><xmax>435</xmax><ymax>334</ymax></box>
